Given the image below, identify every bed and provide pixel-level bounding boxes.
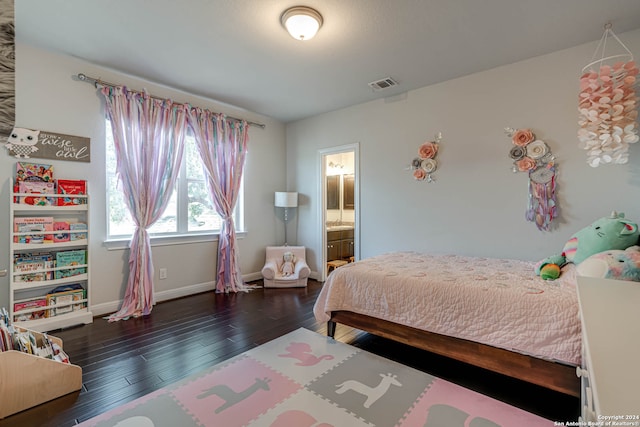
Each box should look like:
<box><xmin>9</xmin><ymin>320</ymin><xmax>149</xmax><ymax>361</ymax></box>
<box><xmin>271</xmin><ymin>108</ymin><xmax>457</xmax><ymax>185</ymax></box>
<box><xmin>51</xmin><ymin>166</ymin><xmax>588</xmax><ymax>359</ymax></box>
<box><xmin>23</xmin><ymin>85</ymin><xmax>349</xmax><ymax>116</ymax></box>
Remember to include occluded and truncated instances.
<box><xmin>313</xmin><ymin>251</ymin><xmax>581</xmax><ymax>397</ymax></box>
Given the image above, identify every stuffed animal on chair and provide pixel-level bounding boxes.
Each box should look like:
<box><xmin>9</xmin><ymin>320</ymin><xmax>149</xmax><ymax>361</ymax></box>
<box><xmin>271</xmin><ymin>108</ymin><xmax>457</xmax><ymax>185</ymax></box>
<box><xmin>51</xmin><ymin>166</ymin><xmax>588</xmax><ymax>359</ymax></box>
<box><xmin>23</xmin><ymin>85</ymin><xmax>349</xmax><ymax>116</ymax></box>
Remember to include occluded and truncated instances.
<box><xmin>536</xmin><ymin>211</ymin><xmax>639</xmax><ymax>280</ymax></box>
<box><xmin>281</xmin><ymin>251</ymin><xmax>295</xmax><ymax>277</ymax></box>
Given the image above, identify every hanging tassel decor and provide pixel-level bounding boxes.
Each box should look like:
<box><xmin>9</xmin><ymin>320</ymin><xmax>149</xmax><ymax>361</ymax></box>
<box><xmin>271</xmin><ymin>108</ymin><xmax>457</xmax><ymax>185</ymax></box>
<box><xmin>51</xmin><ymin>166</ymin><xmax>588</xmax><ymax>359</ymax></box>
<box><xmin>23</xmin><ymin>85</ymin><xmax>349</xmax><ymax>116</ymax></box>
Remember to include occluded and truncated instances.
<box><xmin>506</xmin><ymin>127</ymin><xmax>558</xmax><ymax>232</ymax></box>
<box><xmin>578</xmin><ymin>24</ymin><xmax>639</xmax><ymax>167</ymax></box>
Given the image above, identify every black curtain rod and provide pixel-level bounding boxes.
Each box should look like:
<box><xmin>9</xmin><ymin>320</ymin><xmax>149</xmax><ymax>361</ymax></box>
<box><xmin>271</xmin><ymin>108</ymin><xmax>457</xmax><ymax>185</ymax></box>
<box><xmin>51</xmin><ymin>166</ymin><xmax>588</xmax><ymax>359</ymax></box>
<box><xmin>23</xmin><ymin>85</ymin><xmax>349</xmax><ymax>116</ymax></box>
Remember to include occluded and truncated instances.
<box><xmin>75</xmin><ymin>73</ymin><xmax>266</xmax><ymax>129</ymax></box>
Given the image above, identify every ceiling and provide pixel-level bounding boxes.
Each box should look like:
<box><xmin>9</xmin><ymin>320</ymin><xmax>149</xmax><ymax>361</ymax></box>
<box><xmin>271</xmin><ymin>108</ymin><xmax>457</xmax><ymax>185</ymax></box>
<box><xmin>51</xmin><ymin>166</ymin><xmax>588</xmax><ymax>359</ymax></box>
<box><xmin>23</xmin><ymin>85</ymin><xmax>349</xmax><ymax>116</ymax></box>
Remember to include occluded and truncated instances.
<box><xmin>16</xmin><ymin>0</ymin><xmax>640</xmax><ymax>123</ymax></box>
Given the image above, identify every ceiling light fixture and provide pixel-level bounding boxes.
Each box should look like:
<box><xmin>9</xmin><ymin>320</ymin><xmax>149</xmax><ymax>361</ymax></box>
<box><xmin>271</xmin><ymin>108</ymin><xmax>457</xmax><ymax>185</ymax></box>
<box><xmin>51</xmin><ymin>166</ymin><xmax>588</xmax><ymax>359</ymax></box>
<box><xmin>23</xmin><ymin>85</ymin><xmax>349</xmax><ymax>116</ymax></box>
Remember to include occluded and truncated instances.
<box><xmin>281</xmin><ymin>6</ymin><xmax>323</xmax><ymax>41</ymax></box>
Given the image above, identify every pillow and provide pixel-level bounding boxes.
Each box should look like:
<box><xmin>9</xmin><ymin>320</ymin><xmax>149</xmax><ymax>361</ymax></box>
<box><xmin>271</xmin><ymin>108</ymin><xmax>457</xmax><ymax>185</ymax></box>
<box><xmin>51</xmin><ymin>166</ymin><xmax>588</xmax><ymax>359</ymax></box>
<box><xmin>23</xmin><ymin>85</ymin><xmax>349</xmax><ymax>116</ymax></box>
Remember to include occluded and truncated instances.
<box><xmin>576</xmin><ymin>246</ymin><xmax>640</xmax><ymax>282</ymax></box>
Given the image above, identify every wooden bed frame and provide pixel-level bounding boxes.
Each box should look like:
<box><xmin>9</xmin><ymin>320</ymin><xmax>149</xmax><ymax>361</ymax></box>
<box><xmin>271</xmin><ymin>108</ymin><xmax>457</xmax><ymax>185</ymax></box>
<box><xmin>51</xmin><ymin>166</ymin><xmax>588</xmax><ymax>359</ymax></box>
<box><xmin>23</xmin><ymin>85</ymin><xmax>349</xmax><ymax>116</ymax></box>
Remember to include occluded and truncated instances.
<box><xmin>328</xmin><ymin>310</ymin><xmax>580</xmax><ymax>398</ymax></box>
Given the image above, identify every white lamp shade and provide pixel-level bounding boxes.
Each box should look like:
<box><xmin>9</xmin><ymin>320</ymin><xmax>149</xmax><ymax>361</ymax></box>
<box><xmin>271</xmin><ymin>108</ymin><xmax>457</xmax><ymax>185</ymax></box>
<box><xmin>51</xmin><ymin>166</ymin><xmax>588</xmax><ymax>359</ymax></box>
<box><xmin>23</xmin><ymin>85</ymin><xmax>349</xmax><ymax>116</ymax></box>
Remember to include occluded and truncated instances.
<box><xmin>275</xmin><ymin>191</ymin><xmax>298</xmax><ymax>208</ymax></box>
<box><xmin>281</xmin><ymin>6</ymin><xmax>323</xmax><ymax>41</ymax></box>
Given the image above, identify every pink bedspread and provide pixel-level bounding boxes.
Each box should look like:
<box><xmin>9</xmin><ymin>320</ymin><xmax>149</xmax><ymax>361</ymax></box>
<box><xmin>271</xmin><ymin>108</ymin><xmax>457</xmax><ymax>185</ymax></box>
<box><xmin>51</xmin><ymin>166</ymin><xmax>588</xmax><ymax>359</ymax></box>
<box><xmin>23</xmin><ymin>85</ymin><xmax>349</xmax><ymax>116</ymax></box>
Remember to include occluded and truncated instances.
<box><xmin>314</xmin><ymin>252</ymin><xmax>581</xmax><ymax>365</ymax></box>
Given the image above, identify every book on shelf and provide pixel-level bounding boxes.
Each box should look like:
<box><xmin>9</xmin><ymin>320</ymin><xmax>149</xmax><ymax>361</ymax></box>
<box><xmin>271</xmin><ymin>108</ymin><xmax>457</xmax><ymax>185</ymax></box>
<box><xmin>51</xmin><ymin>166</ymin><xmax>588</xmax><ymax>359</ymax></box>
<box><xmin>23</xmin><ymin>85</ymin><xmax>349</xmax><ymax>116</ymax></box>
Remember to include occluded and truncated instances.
<box><xmin>70</xmin><ymin>222</ymin><xmax>88</xmax><ymax>241</ymax></box>
<box><xmin>0</xmin><ymin>324</ymin><xmax>11</xmax><ymax>352</ymax></box>
<box><xmin>13</xmin><ymin>329</ymin><xmax>35</xmax><ymax>354</ymax></box>
<box><xmin>46</xmin><ymin>284</ymin><xmax>86</xmax><ymax>317</ymax></box>
<box><xmin>0</xmin><ymin>309</ymin><xmax>70</xmax><ymax>362</ymax></box>
<box><xmin>0</xmin><ymin>308</ymin><xmax>13</xmax><ymax>352</ymax></box>
<box><xmin>56</xmin><ymin>179</ymin><xmax>87</xmax><ymax>206</ymax></box>
<box><xmin>48</xmin><ymin>283</ymin><xmax>85</xmax><ymax>294</ymax></box>
<box><xmin>13</xmin><ymin>216</ymin><xmax>54</xmax><ymax>244</ymax></box>
<box><xmin>13</xmin><ymin>252</ymin><xmax>54</xmax><ymax>282</ymax></box>
<box><xmin>53</xmin><ymin>221</ymin><xmax>70</xmax><ymax>243</ymax></box>
<box><xmin>13</xmin><ymin>297</ymin><xmax>48</xmax><ymax>322</ymax></box>
<box><xmin>15</xmin><ymin>161</ymin><xmax>54</xmax><ymax>184</ymax></box>
<box><xmin>16</xmin><ymin>181</ymin><xmax>56</xmax><ymax>206</ymax></box>
<box><xmin>54</xmin><ymin>250</ymin><xmax>87</xmax><ymax>279</ymax></box>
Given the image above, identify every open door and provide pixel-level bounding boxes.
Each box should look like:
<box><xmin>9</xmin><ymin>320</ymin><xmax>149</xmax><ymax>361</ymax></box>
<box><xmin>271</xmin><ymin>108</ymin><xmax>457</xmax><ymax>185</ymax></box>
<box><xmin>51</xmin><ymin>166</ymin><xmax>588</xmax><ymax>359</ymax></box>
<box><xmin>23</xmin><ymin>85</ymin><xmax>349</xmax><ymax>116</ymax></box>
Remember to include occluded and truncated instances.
<box><xmin>319</xmin><ymin>144</ymin><xmax>359</xmax><ymax>281</ymax></box>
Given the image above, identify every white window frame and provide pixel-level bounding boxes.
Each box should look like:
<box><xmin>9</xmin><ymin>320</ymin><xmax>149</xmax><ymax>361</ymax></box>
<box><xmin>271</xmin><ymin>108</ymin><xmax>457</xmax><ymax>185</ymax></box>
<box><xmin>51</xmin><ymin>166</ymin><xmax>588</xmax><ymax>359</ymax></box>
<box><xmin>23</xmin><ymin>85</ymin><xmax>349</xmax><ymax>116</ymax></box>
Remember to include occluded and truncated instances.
<box><xmin>104</xmin><ymin>119</ymin><xmax>245</xmax><ymax>250</ymax></box>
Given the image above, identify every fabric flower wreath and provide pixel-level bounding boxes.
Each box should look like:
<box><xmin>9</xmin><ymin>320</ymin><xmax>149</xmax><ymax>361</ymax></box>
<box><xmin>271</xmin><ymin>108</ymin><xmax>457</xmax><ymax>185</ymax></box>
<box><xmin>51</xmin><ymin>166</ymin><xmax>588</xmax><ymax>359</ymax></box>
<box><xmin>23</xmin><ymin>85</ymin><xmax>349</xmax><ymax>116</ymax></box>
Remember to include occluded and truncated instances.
<box><xmin>507</xmin><ymin>128</ymin><xmax>552</xmax><ymax>172</ymax></box>
<box><xmin>410</xmin><ymin>132</ymin><xmax>442</xmax><ymax>182</ymax></box>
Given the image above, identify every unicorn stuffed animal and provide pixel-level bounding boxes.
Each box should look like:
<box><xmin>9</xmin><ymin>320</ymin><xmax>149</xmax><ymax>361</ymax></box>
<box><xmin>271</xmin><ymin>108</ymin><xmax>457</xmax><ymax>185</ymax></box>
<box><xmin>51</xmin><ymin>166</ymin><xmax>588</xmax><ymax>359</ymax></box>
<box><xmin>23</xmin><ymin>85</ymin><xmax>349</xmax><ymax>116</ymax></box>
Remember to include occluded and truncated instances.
<box><xmin>536</xmin><ymin>211</ymin><xmax>639</xmax><ymax>280</ymax></box>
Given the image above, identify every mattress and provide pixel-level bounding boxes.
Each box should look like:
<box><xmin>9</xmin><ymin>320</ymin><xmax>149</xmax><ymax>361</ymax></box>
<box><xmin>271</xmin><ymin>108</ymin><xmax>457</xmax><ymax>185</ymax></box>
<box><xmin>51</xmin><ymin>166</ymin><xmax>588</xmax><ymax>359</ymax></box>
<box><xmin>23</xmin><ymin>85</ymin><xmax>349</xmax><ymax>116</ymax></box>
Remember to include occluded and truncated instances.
<box><xmin>313</xmin><ymin>252</ymin><xmax>581</xmax><ymax>365</ymax></box>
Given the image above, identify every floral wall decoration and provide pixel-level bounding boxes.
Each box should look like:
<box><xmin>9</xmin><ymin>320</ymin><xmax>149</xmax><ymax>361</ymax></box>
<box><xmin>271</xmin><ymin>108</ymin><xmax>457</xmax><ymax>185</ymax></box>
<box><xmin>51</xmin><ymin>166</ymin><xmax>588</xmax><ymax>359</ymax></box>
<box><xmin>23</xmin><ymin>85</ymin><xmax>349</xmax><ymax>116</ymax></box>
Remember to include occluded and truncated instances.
<box><xmin>578</xmin><ymin>25</ymin><xmax>639</xmax><ymax>167</ymax></box>
<box><xmin>506</xmin><ymin>127</ymin><xmax>558</xmax><ymax>232</ymax></box>
<box><xmin>409</xmin><ymin>132</ymin><xmax>442</xmax><ymax>183</ymax></box>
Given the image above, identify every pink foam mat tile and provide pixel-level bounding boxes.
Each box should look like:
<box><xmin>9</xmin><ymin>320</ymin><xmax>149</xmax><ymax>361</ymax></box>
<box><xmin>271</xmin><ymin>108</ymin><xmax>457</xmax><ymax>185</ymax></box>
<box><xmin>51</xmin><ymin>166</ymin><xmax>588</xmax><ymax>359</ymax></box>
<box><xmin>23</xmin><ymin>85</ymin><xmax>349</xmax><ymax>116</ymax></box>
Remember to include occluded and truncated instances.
<box><xmin>170</xmin><ymin>356</ymin><xmax>301</xmax><ymax>426</ymax></box>
<box><xmin>398</xmin><ymin>378</ymin><xmax>554</xmax><ymax>427</ymax></box>
<box><xmin>245</xmin><ymin>327</ymin><xmax>358</xmax><ymax>384</ymax></box>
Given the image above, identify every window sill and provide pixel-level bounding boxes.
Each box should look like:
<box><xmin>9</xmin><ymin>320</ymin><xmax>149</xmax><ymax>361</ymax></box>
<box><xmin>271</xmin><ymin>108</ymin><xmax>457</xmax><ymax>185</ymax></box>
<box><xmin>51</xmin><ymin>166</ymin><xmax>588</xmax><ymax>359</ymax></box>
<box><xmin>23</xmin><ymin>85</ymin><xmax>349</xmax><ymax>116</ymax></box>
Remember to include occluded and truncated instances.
<box><xmin>104</xmin><ymin>231</ymin><xmax>247</xmax><ymax>251</ymax></box>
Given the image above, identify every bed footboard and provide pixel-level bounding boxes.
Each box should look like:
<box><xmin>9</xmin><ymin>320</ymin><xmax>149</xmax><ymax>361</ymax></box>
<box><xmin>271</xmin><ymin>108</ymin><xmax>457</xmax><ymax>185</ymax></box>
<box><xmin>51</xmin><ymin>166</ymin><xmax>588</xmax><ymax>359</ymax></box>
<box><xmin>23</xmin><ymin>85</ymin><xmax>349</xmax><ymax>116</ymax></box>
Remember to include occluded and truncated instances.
<box><xmin>329</xmin><ymin>310</ymin><xmax>579</xmax><ymax>397</ymax></box>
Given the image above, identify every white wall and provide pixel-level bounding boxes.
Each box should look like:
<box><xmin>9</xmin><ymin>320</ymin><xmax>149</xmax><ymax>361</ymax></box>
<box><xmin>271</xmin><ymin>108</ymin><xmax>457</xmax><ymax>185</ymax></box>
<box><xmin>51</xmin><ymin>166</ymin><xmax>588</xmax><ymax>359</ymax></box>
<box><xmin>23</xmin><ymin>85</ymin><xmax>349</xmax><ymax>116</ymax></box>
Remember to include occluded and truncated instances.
<box><xmin>0</xmin><ymin>43</ymin><xmax>287</xmax><ymax>313</ymax></box>
<box><xmin>288</xmin><ymin>29</ymin><xmax>640</xmax><ymax>273</ymax></box>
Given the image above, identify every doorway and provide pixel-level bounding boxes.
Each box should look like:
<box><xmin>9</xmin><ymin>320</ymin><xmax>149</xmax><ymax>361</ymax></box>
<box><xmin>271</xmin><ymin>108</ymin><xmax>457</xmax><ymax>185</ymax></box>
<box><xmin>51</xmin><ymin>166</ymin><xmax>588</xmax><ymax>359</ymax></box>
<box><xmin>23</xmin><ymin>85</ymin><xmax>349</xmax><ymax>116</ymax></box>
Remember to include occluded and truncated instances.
<box><xmin>319</xmin><ymin>144</ymin><xmax>359</xmax><ymax>281</ymax></box>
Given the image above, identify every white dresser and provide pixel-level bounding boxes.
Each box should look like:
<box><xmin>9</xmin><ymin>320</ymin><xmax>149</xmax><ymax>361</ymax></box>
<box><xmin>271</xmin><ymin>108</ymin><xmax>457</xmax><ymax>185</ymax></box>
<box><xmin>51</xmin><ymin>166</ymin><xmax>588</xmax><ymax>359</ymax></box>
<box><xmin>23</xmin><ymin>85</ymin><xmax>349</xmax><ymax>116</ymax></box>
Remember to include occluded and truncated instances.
<box><xmin>576</xmin><ymin>277</ymin><xmax>640</xmax><ymax>422</ymax></box>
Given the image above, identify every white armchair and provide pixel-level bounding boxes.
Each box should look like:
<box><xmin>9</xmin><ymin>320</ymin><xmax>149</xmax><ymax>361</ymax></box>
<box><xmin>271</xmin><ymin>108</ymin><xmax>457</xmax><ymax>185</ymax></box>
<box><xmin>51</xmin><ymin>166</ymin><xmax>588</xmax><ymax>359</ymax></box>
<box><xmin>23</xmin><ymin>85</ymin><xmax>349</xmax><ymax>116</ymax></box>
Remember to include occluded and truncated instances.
<box><xmin>261</xmin><ymin>246</ymin><xmax>310</xmax><ymax>288</ymax></box>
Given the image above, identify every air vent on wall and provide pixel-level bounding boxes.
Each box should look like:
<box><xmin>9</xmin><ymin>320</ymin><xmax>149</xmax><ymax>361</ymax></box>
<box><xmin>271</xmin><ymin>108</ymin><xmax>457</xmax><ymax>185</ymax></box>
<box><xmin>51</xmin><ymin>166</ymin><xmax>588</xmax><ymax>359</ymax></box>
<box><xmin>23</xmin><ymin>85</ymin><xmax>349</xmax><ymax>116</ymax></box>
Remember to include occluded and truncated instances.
<box><xmin>368</xmin><ymin>77</ymin><xmax>398</xmax><ymax>91</ymax></box>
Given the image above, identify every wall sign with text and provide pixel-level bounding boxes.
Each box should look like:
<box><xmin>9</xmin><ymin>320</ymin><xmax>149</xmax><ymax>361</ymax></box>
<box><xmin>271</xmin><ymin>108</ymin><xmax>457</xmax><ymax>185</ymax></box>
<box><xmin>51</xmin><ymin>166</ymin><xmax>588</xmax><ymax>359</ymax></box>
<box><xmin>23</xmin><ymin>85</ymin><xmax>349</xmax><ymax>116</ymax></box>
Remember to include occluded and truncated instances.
<box><xmin>4</xmin><ymin>127</ymin><xmax>91</xmax><ymax>162</ymax></box>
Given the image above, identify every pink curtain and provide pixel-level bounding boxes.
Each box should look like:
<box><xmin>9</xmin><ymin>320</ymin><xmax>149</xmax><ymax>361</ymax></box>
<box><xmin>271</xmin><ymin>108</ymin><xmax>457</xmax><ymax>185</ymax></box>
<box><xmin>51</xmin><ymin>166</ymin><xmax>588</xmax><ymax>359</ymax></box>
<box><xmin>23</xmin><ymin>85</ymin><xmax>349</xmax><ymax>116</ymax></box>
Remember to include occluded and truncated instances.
<box><xmin>102</xmin><ymin>86</ymin><xmax>188</xmax><ymax>320</ymax></box>
<box><xmin>187</xmin><ymin>108</ymin><xmax>249</xmax><ymax>293</ymax></box>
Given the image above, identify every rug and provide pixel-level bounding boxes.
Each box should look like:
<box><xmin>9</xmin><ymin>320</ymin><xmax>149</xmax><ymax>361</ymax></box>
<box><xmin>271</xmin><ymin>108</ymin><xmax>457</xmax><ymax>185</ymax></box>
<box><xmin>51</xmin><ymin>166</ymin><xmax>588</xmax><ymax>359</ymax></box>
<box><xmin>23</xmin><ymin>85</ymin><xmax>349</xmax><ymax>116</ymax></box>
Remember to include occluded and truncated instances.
<box><xmin>77</xmin><ymin>328</ymin><xmax>553</xmax><ymax>427</ymax></box>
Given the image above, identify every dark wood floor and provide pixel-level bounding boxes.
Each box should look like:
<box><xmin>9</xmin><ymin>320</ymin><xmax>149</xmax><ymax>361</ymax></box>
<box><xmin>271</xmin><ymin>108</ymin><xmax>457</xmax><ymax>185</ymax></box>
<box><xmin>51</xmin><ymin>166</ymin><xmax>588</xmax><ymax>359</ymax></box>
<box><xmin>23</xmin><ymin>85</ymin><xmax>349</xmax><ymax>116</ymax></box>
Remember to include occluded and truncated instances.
<box><xmin>0</xmin><ymin>279</ymin><xmax>579</xmax><ymax>426</ymax></box>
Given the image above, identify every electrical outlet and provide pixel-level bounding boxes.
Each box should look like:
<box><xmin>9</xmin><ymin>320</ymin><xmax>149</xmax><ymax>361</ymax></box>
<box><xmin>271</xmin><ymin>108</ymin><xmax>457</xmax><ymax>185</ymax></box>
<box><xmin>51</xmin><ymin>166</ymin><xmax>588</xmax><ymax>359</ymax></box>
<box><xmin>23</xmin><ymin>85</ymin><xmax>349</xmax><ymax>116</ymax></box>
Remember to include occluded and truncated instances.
<box><xmin>159</xmin><ymin>268</ymin><xmax>167</xmax><ymax>279</ymax></box>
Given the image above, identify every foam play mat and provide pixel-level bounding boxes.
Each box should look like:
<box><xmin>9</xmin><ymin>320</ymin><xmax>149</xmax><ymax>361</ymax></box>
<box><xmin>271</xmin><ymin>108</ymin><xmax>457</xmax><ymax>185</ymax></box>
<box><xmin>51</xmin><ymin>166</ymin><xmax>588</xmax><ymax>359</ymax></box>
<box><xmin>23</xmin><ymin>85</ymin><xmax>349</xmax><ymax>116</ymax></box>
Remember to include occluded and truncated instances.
<box><xmin>78</xmin><ymin>328</ymin><xmax>553</xmax><ymax>426</ymax></box>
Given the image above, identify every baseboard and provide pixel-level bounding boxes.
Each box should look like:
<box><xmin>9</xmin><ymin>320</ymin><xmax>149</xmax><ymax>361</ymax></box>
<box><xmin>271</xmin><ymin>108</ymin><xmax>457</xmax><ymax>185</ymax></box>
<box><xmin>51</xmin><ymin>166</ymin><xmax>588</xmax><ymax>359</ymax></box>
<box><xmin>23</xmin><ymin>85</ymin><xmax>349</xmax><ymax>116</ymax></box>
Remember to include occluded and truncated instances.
<box><xmin>90</xmin><ymin>272</ymin><xmax>275</xmax><ymax>318</ymax></box>
<box><xmin>242</xmin><ymin>271</ymin><xmax>264</xmax><ymax>282</ymax></box>
<box><xmin>90</xmin><ymin>280</ymin><xmax>217</xmax><ymax>317</ymax></box>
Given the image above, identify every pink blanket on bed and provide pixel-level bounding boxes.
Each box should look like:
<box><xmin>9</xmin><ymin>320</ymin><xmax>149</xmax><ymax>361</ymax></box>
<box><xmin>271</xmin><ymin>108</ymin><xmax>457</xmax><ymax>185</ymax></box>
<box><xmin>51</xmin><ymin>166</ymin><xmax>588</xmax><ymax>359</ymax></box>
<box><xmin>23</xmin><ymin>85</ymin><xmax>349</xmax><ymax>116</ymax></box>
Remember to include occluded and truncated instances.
<box><xmin>313</xmin><ymin>252</ymin><xmax>581</xmax><ymax>365</ymax></box>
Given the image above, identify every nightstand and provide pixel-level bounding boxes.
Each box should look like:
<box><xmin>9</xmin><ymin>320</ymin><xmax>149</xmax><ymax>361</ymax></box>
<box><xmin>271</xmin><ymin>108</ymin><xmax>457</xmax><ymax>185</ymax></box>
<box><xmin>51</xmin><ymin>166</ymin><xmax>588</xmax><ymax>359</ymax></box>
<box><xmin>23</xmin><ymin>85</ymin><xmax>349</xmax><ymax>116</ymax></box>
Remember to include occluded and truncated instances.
<box><xmin>576</xmin><ymin>277</ymin><xmax>640</xmax><ymax>422</ymax></box>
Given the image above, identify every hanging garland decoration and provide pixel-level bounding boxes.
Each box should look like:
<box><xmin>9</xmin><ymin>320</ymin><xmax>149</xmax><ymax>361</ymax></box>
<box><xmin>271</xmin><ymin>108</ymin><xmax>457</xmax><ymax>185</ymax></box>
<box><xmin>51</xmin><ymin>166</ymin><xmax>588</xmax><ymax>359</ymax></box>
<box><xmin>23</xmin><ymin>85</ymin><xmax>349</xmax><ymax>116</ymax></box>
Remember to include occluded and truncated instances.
<box><xmin>578</xmin><ymin>24</ymin><xmax>639</xmax><ymax>167</ymax></box>
<box><xmin>408</xmin><ymin>132</ymin><xmax>442</xmax><ymax>182</ymax></box>
<box><xmin>506</xmin><ymin>127</ymin><xmax>557</xmax><ymax>232</ymax></box>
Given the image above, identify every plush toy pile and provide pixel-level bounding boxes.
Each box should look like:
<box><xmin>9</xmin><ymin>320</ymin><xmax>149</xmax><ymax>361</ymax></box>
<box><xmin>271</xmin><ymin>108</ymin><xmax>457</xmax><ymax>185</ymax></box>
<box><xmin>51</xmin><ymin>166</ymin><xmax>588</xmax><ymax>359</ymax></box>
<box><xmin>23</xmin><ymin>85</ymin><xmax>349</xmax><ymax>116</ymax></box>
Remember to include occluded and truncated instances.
<box><xmin>576</xmin><ymin>246</ymin><xmax>640</xmax><ymax>281</ymax></box>
<box><xmin>536</xmin><ymin>211</ymin><xmax>640</xmax><ymax>281</ymax></box>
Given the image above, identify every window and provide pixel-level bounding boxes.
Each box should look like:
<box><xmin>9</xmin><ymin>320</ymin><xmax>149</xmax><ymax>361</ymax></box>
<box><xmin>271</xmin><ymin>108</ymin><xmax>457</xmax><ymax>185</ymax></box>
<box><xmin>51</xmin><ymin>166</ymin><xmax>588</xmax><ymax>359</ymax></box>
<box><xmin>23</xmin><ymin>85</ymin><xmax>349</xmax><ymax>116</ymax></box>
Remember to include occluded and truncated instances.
<box><xmin>106</xmin><ymin>119</ymin><xmax>241</xmax><ymax>240</ymax></box>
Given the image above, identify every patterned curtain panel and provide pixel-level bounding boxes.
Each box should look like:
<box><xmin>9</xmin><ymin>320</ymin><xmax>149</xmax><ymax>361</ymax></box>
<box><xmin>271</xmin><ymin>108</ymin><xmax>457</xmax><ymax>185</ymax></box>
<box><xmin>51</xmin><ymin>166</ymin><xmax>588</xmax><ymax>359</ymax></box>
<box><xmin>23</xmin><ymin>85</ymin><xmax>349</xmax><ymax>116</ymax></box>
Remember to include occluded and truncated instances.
<box><xmin>102</xmin><ymin>86</ymin><xmax>188</xmax><ymax>320</ymax></box>
<box><xmin>0</xmin><ymin>0</ymin><xmax>14</xmax><ymax>138</ymax></box>
<box><xmin>187</xmin><ymin>108</ymin><xmax>249</xmax><ymax>293</ymax></box>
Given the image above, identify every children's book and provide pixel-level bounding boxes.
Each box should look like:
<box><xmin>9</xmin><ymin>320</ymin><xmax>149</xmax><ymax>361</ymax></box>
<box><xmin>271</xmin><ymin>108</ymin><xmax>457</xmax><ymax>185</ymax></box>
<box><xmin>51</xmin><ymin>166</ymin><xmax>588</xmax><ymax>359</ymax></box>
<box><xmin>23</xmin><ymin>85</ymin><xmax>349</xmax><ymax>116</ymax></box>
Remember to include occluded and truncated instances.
<box><xmin>70</xmin><ymin>222</ymin><xmax>88</xmax><ymax>241</ymax></box>
<box><xmin>13</xmin><ymin>298</ymin><xmax>48</xmax><ymax>322</ymax></box>
<box><xmin>46</xmin><ymin>286</ymin><xmax>86</xmax><ymax>317</ymax></box>
<box><xmin>14</xmin><ymin>162</ymin><xmax>54</xmax><ymax>202</ymax></box>
<box><xmin>13</xmin><ymin>217</ymin><xmax>54</xmax><ymax>244</ymax></box>
<box><xmin>56</xmin><ymin>179</ymin><xmax>87</xmax><ymax>206</ymax></box>
<box><xmin>17</xmin><ymin>181</ymin><xmax>55</xmax><ymax>206</ymax></box>
<box><xmin>54</xmin><ymin>250</ymin><xmax>87</xmax><ymax>279</ymax></box>
<box><xmin>48</xmin><ymin>283</ymin><xmax>84</xmax><ymax>294</ymax></box>
<box><xmin>13</xmin><ymin>252</ymin><xmax>54</xmax><ymax>282</ymax></box>
<box><xmin>53</xmin><ymin>221</ymin><xmax>70</xmax><ymax>243</ymax></box>
<box><xmin>15</xmin><ymin>162</ymin><xmax>54</xmax><ymax>184</ymax></box>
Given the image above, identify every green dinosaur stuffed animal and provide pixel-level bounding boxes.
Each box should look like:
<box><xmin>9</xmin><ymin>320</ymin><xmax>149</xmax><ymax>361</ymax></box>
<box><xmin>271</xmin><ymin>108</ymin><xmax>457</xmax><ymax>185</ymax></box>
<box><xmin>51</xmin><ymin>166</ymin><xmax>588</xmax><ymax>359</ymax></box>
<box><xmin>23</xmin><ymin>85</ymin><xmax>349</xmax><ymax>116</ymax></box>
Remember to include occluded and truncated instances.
<box><xmin>536</xmin><ymin>211</ymin><xmax>639</xmax><ymax>280</ymax></box>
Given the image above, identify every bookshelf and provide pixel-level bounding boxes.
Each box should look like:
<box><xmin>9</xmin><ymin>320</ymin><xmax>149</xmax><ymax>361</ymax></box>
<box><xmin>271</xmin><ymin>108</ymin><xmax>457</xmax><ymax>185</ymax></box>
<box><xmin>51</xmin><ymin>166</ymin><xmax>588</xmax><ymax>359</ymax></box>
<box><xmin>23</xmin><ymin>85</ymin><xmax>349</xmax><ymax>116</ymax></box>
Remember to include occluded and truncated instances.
<box><xmin>0</xmin><ymin>326</ymin><xmax>82</xmax><ymax>419</ymax></box>
<box><xmin>9</xmin><ymin>190</ymin><xmax>93</xmax><ymax>332</ymax></box>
